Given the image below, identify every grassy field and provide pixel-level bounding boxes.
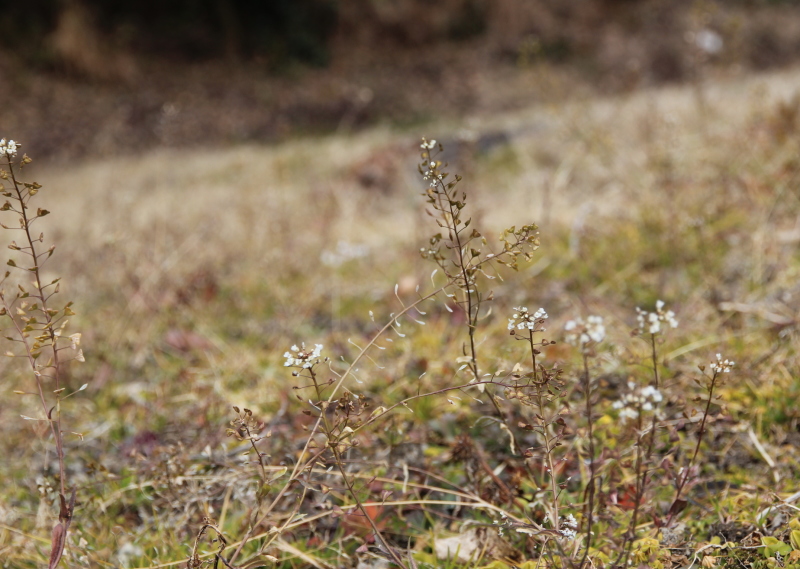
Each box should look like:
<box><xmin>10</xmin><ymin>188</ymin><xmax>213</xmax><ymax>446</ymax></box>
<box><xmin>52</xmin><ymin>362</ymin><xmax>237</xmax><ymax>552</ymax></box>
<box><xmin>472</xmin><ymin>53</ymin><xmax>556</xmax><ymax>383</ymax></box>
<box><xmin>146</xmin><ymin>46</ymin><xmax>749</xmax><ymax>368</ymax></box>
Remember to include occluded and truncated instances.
<box><xmin>3</xmin><ymin>66</ymin><xmax>800</xmax><ymax>568</ymax></box>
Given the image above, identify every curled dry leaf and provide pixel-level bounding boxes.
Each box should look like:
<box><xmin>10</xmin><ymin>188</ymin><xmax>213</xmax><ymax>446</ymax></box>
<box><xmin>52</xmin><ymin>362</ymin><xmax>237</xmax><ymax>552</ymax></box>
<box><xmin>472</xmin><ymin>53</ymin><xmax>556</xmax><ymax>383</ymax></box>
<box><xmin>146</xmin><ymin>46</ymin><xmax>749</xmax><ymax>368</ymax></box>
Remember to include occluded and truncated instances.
<box><xmin>48</xmin><ymin>522</ymin><xmax>66</xmax><ymax>569</ymax></box>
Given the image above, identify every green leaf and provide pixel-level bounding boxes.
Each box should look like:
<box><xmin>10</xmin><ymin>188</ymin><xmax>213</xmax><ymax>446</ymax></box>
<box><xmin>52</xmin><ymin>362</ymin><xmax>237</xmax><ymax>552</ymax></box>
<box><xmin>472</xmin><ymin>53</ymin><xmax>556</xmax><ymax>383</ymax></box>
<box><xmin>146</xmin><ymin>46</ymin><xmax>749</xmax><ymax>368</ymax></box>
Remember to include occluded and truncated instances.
<box><xmin>762</xmin><ymin>536</ymin><xmax>792</xmax><ymax>558</ymax></box>
<box><xmin>791</xmin><ymin>530</ymin><xmax>800</xmax><ymax>550</ymax></box>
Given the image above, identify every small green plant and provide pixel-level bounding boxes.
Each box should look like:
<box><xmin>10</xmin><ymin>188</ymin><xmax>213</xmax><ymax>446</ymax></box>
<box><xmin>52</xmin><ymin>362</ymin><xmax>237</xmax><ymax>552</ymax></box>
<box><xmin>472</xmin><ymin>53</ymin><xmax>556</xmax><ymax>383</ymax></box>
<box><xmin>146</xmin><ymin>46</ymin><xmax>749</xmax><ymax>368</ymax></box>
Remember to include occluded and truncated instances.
<box><xmin>759</xmin><ymin>519</ymin><xmax>800</xmax><ymax>568</ymax></box>
<box><xmin>0</xmin><ymin>138</ymin><xmax>84</xmax><ymax>568</ymax></box>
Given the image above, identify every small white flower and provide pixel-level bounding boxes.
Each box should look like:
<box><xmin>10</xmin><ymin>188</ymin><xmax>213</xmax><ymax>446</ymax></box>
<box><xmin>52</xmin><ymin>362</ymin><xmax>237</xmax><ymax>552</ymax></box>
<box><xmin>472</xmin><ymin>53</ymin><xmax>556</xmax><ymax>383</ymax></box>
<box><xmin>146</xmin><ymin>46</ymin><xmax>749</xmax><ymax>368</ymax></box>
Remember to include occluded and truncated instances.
<box><xmin>666</xmin><ymin>312</ymin><xmax>678</xmax><ymax>328</ymax></box>
<box><xmin>587</xmin><ymin>315</ymin><xmax>605</xmax><ymax>342</ymax></box>
<box><xmin>640</xmin><ymin>385</ymin><xmax>657</xmax><ymax>399</ymax></box>
<box><xmin>284</xmin><ymin>342</ymin><xmax>324</xmax><ymax>369</ymax></box>
<box><xmin>508</xmin><ymin>306</ymin><xmax>547</xmax><ymax>334</ymax></box>
<box><xmin>564</xmin><ymin>315</ymin><xmax>605</xmax><ymax>350</ymax></box>
<box><xmin>559</xmin><ymin>527</ymin><xmax>577</xmax><ymax>539</ymax></box>
<box><xmin>558</xmin><ymin>515</ymin><xmax>578</xmax><ymax>539</ymax></box>
<box><xmin>0</xmin><ymin>138</ymin><xmax>18</xmax><ymax>157</ymax></box>
<box><xmin>636</xmin><ymin>300</ymin><xmax>678</xmax><ymax>335</ymax></box>
<box><xmin>420</xmin><ymin>138</ymin><xmax>437</xmax><ymax>150</ymax></box>
<box><xmin>709</xmin><ymin>353</ymin><xmax>734</xmax><ymax>373</ymax></box>
<box><xmin>614</xmin><ymin>383</ymin><xmax>663</xmax><ymax>422</ymax></box>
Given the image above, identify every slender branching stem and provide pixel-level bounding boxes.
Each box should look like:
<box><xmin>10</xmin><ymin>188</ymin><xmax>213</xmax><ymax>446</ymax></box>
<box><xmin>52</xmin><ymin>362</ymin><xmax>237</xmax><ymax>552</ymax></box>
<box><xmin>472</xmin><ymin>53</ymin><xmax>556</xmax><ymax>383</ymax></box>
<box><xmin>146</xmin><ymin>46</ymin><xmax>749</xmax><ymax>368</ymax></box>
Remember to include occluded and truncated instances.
<box><xmin>617</xmin><ymin>335</ymin><xmax>662</xmax><ymax>566</ymax></box>
<box><xmin>431</xmin><ymin>165</ymin><xmax>520</xmax><ymax>448</ymax></box>
<box><xmin>228</xmin><ymin>287</ymin><xmax>449</xmax><ymax>564</ymax></box>
<box><xmin>579</xmin><ymin>351</ymin><xmax>596</xmax><ymax>568</ymax></box>
<box><xmin>2</xmin><ymin>152</ymin><xmax>76</xmax><ymax>569</ymax></box>
<box><xmin>529</xmin><ymin>331</ymin><xmax>559</xmax><ymax>530</ymax></box>
<box><xmin>666</xmin><ymin>370</ymin><xmax>719</xmax><ymax>527</ymax></box>
<box><xmin>7</xmin><ymin>160</ymin><xmax>67</xmax><ymax>496</ymax></box>
<box><xmin>650</xmin><ymin>333</ymin><xmax>659</xmax><ymax>389</ymax></box>
<box><xmin>311</xmin><ymin>367</ymin><xmax>407</xmax><ymax>568</ymax></box>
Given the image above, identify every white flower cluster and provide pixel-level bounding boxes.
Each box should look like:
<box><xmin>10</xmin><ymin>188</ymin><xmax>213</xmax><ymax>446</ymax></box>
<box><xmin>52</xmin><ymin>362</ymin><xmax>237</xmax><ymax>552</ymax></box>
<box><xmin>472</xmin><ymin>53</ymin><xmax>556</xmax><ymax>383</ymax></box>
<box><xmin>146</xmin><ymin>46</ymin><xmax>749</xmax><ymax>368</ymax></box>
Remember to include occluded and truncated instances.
<box><xmin>420</xmin><ymin>137</ymin><xmax>437</xmax><ymax>150</ymax></box>
<box><xmin>422</xmin><ymin>166</ymin><xmax>443</xmax><ymax>188</ymax></box>
<box><xmin>283</xmin><ymin>343</ymin><xmax>324</xmax><ymax>369</ymax></box>
<box><xmin>420</xmin><ymin>138</ymin><xmax>443</xmax><ymax>188</ymax></box>
<box><xmin>636</xmin><ymin>300</ymin><xmax>678</xmax><ymax>334</ymax></box>
<box><xmin>612</xmin><ymin>382</ymin><xmax>663</xmax><ymax>422</ymax></box>
<box><xmin>564</xmin><ymin>315</ymin><xmax>605</xmax><ymax>348</ymax></box>
<box><xmin>0</xmin><ymin>138</ymin><xmax>18</xmax><ymax>157</ymax></box>
<box><xmin>559</xmin><ymin>513</ymin><xmax>578</xmax><ymax>539</ymax></box>
<box><xmin>508</xmin><ymin>306</ymin><xmax>548</xmax><ymax>331</ymax></box>
<box><xmin>709</xmin><ymin>353</ymin><xmax>734</xmax><ymax>374</ymax></box>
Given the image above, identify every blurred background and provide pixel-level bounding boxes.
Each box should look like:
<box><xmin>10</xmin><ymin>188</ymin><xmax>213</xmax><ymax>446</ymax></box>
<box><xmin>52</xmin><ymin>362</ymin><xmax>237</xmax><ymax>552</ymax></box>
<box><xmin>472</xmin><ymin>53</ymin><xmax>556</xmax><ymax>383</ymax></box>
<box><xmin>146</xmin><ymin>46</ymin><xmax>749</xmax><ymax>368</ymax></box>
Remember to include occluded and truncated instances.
<box><xmin>3</xmin><ymin>0</ymin><xmax>800</xmax><ymax>161</ymax></box>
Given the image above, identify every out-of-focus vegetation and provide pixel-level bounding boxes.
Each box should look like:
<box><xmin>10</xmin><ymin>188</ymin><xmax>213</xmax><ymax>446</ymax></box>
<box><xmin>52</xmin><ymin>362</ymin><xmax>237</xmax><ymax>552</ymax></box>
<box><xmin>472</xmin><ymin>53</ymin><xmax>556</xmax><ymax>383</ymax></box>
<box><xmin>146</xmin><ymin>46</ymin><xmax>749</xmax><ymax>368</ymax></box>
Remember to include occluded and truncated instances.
<box><xmin>5</xmin><ymin>0</ymin><xmax>800</xmax><ymax>161</ymax></box>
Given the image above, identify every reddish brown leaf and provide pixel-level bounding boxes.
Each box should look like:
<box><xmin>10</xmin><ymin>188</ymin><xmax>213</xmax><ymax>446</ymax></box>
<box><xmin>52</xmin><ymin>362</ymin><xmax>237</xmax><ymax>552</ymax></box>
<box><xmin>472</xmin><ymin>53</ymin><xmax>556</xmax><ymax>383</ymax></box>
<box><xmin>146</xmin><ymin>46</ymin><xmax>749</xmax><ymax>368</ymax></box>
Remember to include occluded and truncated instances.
<box><xmin>48</xmin><ymin>522</ymin><xmax>66</xmax><ymax>569</ymax></box>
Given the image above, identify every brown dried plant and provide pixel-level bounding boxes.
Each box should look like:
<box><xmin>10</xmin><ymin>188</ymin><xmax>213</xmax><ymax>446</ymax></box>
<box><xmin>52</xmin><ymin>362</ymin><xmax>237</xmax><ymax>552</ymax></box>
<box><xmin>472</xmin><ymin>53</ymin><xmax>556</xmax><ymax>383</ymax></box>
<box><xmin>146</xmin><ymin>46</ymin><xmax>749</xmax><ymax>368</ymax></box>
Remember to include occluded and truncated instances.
<box><xmin>0</xmin><ymin>138</ymin><xmax>84</xmax><ymax>568</ymax></box>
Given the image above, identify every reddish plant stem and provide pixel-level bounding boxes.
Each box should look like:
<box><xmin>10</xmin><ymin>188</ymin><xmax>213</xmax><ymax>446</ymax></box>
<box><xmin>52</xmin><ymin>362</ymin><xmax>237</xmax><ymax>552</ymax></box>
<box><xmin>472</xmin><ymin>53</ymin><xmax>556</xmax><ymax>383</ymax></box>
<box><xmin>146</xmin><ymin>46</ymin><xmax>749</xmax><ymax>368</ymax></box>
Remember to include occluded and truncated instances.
<box><xmin>579</xmin><ymin>352</ymin><xmax>596</xmax><ymax>568</ymax></box>
<box><xmin>665</xmin><ymin>370</ymin><xmax>719</xmax><ymax>527</ymax></box>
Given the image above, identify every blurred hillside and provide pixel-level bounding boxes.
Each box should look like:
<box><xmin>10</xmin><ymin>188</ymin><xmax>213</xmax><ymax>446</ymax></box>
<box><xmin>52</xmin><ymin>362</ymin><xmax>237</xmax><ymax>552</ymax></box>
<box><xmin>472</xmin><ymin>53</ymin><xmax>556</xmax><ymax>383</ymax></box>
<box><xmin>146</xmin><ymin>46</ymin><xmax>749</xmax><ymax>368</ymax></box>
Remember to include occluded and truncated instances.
<box><xmin>3</xmin><ymin>0</ymin><xmax>800</xmax><ymax>161</ymax></box>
